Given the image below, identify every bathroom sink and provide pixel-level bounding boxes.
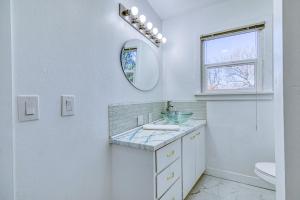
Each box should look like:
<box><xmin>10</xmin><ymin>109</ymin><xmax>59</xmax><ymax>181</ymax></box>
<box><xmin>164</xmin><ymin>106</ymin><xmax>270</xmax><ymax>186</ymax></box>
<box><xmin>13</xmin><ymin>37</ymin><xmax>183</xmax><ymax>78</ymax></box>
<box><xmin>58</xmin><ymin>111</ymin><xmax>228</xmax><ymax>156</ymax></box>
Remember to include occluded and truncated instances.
<box><xmin>161</xmin><ymin>111</ymin><xmax>193</xmax><ymax>124</ymax></box>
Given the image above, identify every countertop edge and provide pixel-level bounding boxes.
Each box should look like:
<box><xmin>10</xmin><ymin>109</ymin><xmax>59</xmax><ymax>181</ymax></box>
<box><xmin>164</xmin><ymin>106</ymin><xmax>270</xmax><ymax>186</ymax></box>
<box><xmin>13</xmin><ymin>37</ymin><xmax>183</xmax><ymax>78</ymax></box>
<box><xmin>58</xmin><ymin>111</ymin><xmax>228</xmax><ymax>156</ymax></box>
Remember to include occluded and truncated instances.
<box><xmin>110</xmin><ymin>120</ymin><xmax>207</xmax><ymax>152</ymax></box>
<box><xmin>152</xmin><ymin>122</ymin><xmax>206</xmax><ymax>151</ymax></box>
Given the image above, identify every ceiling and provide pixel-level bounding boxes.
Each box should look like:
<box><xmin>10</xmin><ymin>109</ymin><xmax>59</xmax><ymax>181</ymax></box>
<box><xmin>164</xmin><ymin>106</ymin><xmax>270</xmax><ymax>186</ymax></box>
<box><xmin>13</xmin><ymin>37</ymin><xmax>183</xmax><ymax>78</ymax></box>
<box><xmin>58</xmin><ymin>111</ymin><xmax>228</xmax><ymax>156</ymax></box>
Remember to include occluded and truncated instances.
<box><xmin>147</xmin><ymin>0</ymin><xmax>226</xmax><ymax>20</ymax></box>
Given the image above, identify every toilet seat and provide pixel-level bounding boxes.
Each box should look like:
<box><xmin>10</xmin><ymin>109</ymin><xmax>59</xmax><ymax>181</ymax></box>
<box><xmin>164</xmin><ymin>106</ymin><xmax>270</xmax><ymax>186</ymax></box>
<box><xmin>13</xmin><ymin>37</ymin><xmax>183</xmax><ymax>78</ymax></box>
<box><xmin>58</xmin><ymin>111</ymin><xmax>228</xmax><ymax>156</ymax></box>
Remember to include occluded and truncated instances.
<box><xmin>255</xmin><ymin>162</ymin><xmax>276</xmax><ymax>185</ymax></box>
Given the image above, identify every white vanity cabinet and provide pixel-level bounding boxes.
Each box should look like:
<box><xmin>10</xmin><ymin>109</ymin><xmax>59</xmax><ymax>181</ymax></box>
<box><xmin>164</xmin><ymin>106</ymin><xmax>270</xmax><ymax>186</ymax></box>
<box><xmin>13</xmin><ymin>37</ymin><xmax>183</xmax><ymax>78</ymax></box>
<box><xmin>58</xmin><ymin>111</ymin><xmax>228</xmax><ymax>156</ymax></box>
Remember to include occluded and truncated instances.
<box><xmin>182</xmin><ymin>127</ymin><xmax>206</xmax><ymax>198</ymax></box>
<box><xmin>111</xmin><ymin>120</ymin><xmax>206</xmax><ymax>200</ymax></box>
<box><xmin>196</xmin><ymin>128</ymin><xmax>206</xmax><ymax>178</ymax></box>
<box><xmin>112</xmin><ymin>139</ymin><xmax>182</xmax><ymax>200</ymax></box>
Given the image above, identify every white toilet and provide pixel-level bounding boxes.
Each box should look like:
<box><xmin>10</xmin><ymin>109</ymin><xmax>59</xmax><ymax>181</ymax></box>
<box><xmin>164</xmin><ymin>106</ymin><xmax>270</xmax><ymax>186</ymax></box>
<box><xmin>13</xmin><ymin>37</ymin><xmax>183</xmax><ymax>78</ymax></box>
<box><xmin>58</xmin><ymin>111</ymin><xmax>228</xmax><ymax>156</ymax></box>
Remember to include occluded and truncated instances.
<box><xmin>255</xmin><ymin>162</ymin><xmax>276</xmax><ymax>185</ymax></box>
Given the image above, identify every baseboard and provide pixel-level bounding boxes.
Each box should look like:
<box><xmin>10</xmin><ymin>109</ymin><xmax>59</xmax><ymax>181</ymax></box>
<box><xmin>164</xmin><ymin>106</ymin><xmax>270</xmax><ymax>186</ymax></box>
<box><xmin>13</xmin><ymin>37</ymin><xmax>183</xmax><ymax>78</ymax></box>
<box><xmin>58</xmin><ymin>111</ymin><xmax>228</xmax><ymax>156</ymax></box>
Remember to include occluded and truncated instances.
<box><xmin>204</xmin><ymin>167</ymin><xmax>275</xmax><ymax>191</ymax></box>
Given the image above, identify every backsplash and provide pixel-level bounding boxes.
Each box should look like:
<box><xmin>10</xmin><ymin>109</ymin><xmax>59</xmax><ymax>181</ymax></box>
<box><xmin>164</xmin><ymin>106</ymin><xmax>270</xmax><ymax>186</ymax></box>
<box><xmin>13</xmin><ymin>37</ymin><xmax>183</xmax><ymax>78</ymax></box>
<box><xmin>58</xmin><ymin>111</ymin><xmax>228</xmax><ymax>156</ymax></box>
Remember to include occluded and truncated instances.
<box><xmin>108</xmin><ymin>101</ymin><xmax>207</xmax><ymax>137</ymax></box>
<box><xmin>109</xmin><ymin>102</ymin><xmax>165</xmax><ymax>137</ymax></box>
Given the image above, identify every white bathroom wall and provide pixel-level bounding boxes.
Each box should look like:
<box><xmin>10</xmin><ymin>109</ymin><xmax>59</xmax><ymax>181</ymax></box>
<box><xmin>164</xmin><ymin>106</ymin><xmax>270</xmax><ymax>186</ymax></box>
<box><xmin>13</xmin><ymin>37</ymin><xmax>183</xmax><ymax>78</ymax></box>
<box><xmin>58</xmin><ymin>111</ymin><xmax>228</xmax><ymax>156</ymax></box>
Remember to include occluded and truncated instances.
<box><xmin>162</xmin><ymin>0</ymin><xmax>275</xmax><ymax>187</ymax></box>
<box><xmin>273</xmin><ymin>0</ymin><xmax>300</xmax><ymax>198</ymax></box>
<box><xmin>273</xmin><ymin>0</ymin><xmax>285</xmax><ymax>198</ymax></box>
<box><xmin>0</xmin><ymin>0</ymin><xmax>14</xmax><ymax>199</ymax></box>
<box><xmin>10</xmin><ymin>0</ymin><xmax>162</xmax><ymax>199</ymax></box>
<box><xmin>282</xmin><ymin>0</ymin><xmax>300</xmax><ymax>199</ymax></box>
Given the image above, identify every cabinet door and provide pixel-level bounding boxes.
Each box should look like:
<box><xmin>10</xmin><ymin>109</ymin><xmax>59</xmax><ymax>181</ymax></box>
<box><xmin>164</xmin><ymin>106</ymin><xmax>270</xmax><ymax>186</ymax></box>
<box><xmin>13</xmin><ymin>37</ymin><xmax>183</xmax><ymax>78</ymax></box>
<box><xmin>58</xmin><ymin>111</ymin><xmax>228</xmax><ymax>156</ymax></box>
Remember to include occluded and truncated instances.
<box><xmin>182</xmin><ymin>132</ymin><xmax>196</xmax><ymax>199</ymax></box>
<box><xmin>196</xmin><ymin>129</ymin><xmax>206</xmax><ymax>180</ymax></box>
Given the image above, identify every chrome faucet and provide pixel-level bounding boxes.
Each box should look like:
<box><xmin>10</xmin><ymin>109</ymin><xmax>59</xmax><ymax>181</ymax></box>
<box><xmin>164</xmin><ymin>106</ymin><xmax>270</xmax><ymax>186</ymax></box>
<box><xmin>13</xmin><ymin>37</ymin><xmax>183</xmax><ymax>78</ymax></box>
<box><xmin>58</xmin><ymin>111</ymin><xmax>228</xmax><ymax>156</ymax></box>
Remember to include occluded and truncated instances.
<box><xmin>166</xmin><ymin>101</ymin><xmax>174</xmax><ymax>112</ymax></box>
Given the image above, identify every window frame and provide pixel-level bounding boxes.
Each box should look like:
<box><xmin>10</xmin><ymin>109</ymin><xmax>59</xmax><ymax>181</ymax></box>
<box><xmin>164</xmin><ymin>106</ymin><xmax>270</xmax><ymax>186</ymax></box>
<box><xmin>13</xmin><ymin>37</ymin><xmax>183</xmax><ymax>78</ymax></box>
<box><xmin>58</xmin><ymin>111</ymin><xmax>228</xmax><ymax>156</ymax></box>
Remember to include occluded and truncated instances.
<box><xmin>122</xmin><ymin>47</ymin><xmax>138</xmax><ymax>83</ymax></box>
<box><xmin>201</xmin><ymin>29</ymin><xmax>265</xmax><ymax>94</ymax></box>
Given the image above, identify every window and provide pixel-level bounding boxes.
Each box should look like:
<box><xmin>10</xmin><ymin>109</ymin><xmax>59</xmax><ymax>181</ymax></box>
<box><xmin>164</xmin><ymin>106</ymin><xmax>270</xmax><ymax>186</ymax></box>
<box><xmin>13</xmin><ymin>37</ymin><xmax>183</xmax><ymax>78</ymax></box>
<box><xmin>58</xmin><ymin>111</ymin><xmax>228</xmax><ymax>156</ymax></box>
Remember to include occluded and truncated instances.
<box><xmin>201</xmin><ymin>27</ymin><xmax>264</xmax><ymax>93</ymax></box>
<box><xmin>122</xmin><ymin>47</ymin><xmax>138</xmax><ymax>83</ymax></box>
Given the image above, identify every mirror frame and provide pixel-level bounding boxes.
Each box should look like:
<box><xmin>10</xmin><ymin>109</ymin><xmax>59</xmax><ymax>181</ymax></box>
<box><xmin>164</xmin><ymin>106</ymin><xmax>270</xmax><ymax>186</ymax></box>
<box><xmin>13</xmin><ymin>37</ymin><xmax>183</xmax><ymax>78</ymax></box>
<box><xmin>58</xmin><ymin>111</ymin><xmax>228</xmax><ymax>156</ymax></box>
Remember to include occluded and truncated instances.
<box><xmin>120</xmin><ymin>39</ymin><xmax>160</xmax><ymax>91</ymax></box>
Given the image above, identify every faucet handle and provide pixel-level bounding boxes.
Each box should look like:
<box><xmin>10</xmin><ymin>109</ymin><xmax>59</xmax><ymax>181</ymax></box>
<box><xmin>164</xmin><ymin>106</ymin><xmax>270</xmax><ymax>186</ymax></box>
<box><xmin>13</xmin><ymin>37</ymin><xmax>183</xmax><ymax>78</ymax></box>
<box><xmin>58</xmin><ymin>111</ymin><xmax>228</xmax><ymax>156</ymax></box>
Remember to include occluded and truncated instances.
<box><xmin>166</xmin><ymin>101</ymin><xmax>174</xmax><ymax>112</ymax></box>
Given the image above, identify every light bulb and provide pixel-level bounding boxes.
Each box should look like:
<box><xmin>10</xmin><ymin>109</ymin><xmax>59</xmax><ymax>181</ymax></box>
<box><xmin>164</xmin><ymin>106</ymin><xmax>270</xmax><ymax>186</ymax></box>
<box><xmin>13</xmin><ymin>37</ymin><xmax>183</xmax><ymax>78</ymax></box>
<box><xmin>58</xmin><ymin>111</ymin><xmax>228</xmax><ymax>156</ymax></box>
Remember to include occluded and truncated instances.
<box><xmin>130</xmin><ymin>6</ymin><xmax>139</xmax><ymax>16</ymax></box>
<box><xmin>146</xmin><ymin>22</ymin><xmax>153</xmax><ymax>30</ymax></box>
<box><xmin>162</xmin><ymin>37</ymin><xmax>167</xmax><ymax>44</ymax></box>
<box><xmin>152</xmin><ymin>27</ymin><xmax>158</xmax><ymax>35</ymax></box>
<box><xmin>157</xmin><ymin>33</ymin><xmax>163</xmax><ymax>40</ymax></box>
<box><xmin>139</xmin><ymin>15</ymin><xmax>146</xmax><ymax>24</ymax></box>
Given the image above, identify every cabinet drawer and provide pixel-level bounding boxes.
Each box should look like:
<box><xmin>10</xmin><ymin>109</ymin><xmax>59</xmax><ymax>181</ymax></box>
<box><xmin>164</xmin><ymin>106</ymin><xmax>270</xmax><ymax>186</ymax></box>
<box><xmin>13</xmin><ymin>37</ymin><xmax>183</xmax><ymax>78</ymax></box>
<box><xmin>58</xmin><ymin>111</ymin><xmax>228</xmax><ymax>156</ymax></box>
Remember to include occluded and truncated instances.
<box><xmin>159</xmin><ymin>178</ymin><xmax>182</xmax><ymax>200</ymax></box>
<box><xmin>156</xmin><ymin>158</ymin><xmax>181</xmax><ymax>199</ymax></box>
<box><xmin>156</xmin><ymin>140</ymin><xmax>181</xmax><ymax>173</ymax></box>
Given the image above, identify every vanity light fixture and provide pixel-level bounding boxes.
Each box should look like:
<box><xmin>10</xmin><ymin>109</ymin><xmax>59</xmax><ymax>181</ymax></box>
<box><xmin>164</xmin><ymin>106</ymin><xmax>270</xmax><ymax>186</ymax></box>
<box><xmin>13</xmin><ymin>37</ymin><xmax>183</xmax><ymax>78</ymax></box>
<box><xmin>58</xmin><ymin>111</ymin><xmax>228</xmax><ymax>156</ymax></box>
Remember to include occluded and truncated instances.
<box><xmin>130</xmin><ymin>6</ymin><xmax>139</xmax><ymax>16</ymax></box>
<box><xmin>151</xmin><ymin>27</ymin><xmax>158</xmax><ymax>39</ymax></box>
<box><xmin>146</xmin><ymin>22</ymin><xmax>153</xmax><ymax>30</ymax></box>
<box><xmin>119</xmin><ymin>3</ymin><xmax>167</xmax><ymax>47</ymax></box>
<box><xmin>152</xmin><ymin>27</ymin><xmax>158</xmax><ymax>35</ymax></box>
<box><xmin>155</xmin><ymin>33</ymin><xmax>163</xmax><ymax>44</ymax></box>
<box><xmin>121</xmin><ymin>6</ymin><xmax>138</xmax><ymax>17</ymax></box>
<box><xmin>157</xmin><ymin>33</ymin><xmax>163</xmax><ymax>40</ymax></box>
<box><xmin>138</xmin><ymin>15</ymin><xmax>146</xmax><ymax>30</ymax></box>
<box><xmin>130</xmin><ymin>7</ymin><xmax>139</xmax><ymax>23</ymax></box>
<box><xmin>145</xmin><ymin>22</ymin><xmax>153</xmax><ymax>35</ymax></box>
<box><xmin>139</xmin><ymin>15</ymin><xmax>146</xmax><ymax>24</ymax></box>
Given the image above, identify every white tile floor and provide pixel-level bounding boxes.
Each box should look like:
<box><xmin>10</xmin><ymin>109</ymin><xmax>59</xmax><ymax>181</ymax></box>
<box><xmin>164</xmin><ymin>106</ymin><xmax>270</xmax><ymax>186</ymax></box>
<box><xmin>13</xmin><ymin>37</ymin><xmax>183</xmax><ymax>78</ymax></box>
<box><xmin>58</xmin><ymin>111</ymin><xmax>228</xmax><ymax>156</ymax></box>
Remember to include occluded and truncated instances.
<box><xmin>186</xmin><ymin>175</ymin><xmax>275</xmax><ymax>200</ymax></box>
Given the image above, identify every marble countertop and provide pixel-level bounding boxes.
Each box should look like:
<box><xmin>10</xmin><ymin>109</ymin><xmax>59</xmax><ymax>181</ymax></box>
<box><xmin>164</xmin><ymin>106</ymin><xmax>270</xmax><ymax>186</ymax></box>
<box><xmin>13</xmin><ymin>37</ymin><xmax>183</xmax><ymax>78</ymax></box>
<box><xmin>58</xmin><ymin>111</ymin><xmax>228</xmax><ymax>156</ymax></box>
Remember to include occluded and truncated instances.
<box><xmin>110</xmin><ymin>119</ymin><xmax>206</xmax><ymax>151</ymax></box>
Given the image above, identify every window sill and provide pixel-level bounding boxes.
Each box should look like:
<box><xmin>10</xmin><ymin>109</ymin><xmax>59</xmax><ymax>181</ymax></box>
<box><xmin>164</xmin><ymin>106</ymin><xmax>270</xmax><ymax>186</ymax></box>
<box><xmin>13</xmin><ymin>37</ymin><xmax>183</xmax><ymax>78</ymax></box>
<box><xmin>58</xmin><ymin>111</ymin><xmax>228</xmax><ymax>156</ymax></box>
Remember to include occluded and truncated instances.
<box><xmin>194</xmin><ymin>91</ymin><xmax>274</xmax><ymax>101</ymax></box>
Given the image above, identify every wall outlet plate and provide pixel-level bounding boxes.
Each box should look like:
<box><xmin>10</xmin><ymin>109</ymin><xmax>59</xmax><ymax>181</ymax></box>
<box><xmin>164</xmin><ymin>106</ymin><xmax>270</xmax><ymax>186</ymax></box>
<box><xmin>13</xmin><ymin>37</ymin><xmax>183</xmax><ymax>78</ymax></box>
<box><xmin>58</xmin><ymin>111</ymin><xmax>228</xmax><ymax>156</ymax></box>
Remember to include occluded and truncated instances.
<box><xmin>61</xmin><ymin>95</ymin><xmax>75</xmax><ymax>116</ymax></box>
<box><xmin>137</xmin><ymin>115</ymin><xmax>144</xmax><ymax>126</ymax></box>
<box><xmin>17</xmin><ymin>95</ymin><xmax>39</xmax><ymax>122</ymax></box>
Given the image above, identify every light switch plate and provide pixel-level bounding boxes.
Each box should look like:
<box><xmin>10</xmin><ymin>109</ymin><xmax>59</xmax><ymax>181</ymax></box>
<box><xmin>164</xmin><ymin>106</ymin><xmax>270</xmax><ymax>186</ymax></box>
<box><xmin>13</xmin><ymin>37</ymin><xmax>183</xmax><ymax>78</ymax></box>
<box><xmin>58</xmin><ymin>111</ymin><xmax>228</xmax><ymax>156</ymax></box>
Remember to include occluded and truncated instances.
<box><xmin>61</xmin><ymin>95</ymin><xmax>75</xmax><ymax>116</ymax></box>
<box><xmin>17</xmin><ymin>95</ymin><xmax>39</xmax><ymax>122</ymax></box>
<box><xmin>137</xmin><ymin>115</ymin><xmax>144</xmax><ymax>126</ymax></box>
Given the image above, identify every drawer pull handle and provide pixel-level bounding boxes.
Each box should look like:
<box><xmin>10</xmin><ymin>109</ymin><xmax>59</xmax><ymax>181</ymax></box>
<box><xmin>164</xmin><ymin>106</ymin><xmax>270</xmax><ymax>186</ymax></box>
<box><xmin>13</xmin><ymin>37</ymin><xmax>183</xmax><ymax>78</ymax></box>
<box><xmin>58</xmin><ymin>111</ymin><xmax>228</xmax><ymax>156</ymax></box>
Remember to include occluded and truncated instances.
<box><xmin>166</xmin><ymin>150</ymin><xmax>175</xmax><ymax>158</ymax></box>
<box><xmin>166</xmin><ymin>172</ymin><xmax>175</xmax><ymax>181</ymax></box>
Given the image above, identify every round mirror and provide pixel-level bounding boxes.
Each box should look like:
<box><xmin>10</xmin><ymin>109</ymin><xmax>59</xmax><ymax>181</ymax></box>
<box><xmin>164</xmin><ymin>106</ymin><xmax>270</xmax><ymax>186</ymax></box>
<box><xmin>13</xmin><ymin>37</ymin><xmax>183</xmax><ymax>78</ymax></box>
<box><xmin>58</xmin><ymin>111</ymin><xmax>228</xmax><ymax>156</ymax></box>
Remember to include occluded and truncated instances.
<box><xmin>121</xmin><ymin>39</ymin><xmax>159</xmax><ymax>91</ymax></box>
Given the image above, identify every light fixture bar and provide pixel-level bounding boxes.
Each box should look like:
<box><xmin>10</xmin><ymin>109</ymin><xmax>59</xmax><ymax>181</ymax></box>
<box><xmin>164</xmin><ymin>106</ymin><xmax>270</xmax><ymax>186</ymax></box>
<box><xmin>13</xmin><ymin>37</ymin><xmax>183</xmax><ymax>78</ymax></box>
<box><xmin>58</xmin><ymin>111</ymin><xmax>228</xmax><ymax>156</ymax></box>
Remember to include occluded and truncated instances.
<box><xmin>119</xmin><ymin>3</ymin><xmax>164</xmax><ymax>47</ymax></box>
